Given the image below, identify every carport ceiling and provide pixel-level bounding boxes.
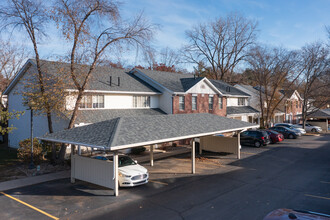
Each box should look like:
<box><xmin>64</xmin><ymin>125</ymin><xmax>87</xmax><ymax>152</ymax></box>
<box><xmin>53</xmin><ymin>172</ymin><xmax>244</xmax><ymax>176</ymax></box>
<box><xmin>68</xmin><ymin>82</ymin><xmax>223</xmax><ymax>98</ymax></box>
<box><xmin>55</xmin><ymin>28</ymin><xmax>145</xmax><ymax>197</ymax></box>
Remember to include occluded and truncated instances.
<box><xmin>39</xmin><ymin>113</ymin><xmax>259</xmax><ymax>150</ymax></box>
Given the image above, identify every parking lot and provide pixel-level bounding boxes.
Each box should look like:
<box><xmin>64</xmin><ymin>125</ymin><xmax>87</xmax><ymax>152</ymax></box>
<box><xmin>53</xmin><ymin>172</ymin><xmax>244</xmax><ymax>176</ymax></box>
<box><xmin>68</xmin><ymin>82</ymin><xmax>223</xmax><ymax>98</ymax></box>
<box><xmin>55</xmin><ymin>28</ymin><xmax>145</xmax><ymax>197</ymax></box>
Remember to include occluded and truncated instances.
<box><xmin>0</xmin><ymin>134</ymin><xmax>329</xmax><ymax>220</ymax></box>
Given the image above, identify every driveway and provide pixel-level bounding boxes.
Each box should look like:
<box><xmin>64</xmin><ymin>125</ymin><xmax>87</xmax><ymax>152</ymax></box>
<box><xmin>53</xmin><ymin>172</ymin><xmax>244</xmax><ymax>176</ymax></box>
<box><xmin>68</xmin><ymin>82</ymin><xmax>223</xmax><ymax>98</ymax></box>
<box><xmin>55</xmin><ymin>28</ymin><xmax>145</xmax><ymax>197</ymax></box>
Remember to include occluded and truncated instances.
<box><xmin>0</xmin><ymin>134</ymin><xmax>329</xmax><ymax>220</ymax></box>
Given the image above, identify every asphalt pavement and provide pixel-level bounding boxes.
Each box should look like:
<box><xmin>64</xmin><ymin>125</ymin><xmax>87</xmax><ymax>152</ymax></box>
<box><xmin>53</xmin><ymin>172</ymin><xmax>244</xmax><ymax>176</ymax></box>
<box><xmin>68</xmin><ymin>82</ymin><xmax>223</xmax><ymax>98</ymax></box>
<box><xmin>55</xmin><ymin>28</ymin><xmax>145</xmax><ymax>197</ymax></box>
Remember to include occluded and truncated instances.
<box><xmin>0</xmin><ymin>134</ymin><xmax>329</xmax><ymax>220</ymax></box>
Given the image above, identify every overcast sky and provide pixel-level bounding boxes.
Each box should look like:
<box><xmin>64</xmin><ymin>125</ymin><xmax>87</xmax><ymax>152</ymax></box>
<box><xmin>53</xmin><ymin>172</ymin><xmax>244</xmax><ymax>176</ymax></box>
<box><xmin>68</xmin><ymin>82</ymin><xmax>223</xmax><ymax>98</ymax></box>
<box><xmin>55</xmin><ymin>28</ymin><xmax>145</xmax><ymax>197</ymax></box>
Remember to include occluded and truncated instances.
<box><xmin>6</xmin><ymin>0</ymin><xmax>330</xmax><ymax>70</ymax></box>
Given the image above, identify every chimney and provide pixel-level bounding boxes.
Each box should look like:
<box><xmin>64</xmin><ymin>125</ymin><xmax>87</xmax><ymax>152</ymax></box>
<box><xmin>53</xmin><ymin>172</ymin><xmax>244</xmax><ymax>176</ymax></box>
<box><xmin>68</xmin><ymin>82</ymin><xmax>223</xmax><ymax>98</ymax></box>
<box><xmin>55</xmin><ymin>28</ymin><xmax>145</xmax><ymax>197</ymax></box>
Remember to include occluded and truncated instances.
<box><xmin>118</xmin><ymin>77</ymin><xmax>120</xmax><ymax>86</ymax></box>
<box><xmin>194</xmin><ymin>74</ymin><xmax>196</xmax><ymax>79</ymax></box>
<box><xmin>109</xmin><ymin>76</ymin><xmax>112</xmax><ymax>86</ymax></box>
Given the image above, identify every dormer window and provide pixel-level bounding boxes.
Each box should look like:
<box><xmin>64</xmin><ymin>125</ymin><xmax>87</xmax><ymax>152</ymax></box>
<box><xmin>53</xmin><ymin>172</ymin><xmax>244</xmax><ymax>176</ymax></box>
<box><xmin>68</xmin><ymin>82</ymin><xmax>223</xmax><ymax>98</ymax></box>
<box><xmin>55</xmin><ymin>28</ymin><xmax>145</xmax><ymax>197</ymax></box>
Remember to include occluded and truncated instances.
<box><xmin>238</xmin><ymin>98</ymin><xmax>246</xmax><ymax>106</ymax></box>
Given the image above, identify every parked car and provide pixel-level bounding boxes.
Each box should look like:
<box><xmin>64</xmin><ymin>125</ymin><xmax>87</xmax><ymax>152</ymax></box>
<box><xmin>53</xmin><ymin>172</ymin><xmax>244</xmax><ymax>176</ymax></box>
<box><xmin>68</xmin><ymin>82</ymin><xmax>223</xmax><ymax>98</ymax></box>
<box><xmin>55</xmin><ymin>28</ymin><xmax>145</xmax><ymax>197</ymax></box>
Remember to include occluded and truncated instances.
<box><xmin>266</xmin><ymin>130</ymin><xmax>284</xmax><ymax>144</ymax></box>
<box><xmin>92</xmin><ymin>155</ymin><xmax>149</xmax><ymax>187</ymax></box>
<box><xmin>269</xmin><ymin>126</ymin><xmax>300</xmax><ymax>139</ymax></box>
<box><xmin>240</xmin><ymin>130</ymin><xmax>270</xmax><ymax>148</ymax></box>
<box><xmin>274</xmin><ymin>123</ymin><xmax>306</xmax><ymax>135</ymax></box>
<box><xmin>264</xmin><ymin>208</ymin><xmax>330</xmax><ymax>220</ymax></box>
<box><xmin>294</xmin><ymin>123</ymin><xmax>322</xmax><ymax>133</ymax></box>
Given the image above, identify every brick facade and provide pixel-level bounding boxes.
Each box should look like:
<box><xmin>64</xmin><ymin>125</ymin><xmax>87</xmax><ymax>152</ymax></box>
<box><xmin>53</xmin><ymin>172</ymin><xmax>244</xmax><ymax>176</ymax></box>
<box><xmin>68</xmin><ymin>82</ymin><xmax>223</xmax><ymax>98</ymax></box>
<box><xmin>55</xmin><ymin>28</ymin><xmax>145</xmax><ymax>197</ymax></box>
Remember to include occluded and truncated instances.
<box><xmin>172</xmin><ymin>94</ymin><xmax>227</xmax><ymax>117</ymax></box>
<box><xmin>285</xmin><ymin>100</ymin><xmax>303</xmax><ymax>124</ymax></box>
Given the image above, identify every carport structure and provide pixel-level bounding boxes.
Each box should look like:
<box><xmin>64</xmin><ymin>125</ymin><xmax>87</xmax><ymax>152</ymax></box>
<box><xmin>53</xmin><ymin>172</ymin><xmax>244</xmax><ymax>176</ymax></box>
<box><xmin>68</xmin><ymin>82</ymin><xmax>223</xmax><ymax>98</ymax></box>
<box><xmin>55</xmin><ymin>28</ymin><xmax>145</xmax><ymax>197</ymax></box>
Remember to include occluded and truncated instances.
<box><xmin>38</xmin><ymin>113</ymin><xmax>258</xmax><ymax>196</ymax></box>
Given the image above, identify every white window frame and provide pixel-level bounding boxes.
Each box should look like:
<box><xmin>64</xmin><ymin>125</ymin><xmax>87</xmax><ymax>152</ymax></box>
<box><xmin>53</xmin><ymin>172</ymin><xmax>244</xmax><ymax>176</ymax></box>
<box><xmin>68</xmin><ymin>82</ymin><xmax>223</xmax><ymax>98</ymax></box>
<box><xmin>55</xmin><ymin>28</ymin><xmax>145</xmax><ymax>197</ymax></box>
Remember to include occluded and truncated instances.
<box><xmin>133</xmin><ymin>96</ymin><xmax>150</xmax><ymax>108</ymax></box>
<box><xmin>219</xmin><ymin>96</ymin><xmax>223</xmax><ymax>109</ymax></box>
<box><xmin>80</xmin><ymin>95</ymin><xmax>104</xmax><ymax>109</ymax></box>
<box><xmin>238</xmin><ymin>98</ymin><xmax>246</xmax><ymax>106</ymax></box>
<box><xmin>192</xmin><ymin>96</ymin><xmax>197</xmax><ymax>110</ymax></box>
<box><xmin>179</xmin><ymin>96</ymin><xmax>185</xmax><ymax>111</ymax></box>
<box><xmin>208</xmin><ymin>96</ymin><xmax>213</xmax><ymax>110</ymax></box>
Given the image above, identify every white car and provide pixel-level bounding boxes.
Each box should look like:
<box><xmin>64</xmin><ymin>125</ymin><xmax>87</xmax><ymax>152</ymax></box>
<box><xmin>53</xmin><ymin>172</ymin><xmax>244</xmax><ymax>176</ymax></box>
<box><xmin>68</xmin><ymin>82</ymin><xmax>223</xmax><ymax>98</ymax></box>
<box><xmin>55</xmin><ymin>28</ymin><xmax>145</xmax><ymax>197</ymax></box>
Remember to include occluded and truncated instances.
<box><xmin>92</xmin><ymin>155</ymin><xmax>149</xmax><ymax>187</ymax></box>
<box><xmin>295</xmin><ymin>123</ymin><xmax>322</xmax><ymax>133</ymax></box>
<box><xmin>274</xmin><ymin>123</ymin><xmax>306</xmax><ymax>135</ymax></box>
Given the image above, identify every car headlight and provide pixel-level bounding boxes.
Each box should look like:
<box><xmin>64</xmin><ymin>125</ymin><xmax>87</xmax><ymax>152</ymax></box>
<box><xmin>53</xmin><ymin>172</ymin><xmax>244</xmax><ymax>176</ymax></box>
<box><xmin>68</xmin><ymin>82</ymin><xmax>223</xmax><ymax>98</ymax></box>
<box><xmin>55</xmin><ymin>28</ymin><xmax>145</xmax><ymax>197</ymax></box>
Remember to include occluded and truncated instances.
<box><xmin>119</xmin><ymin>173</ymin><xmax>131</xmax><ymax>178</ymax></box>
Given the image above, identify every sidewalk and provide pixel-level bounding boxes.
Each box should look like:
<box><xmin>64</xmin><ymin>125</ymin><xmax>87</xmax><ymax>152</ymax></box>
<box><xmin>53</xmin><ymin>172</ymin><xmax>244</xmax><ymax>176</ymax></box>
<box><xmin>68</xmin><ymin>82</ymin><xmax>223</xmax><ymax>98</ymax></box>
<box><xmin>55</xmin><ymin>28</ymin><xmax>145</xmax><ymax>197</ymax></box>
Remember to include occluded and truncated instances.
<box><xmin>0</xmin><ymin>170</ymin><xmax>70</xmax><ymax>191</ymax></box>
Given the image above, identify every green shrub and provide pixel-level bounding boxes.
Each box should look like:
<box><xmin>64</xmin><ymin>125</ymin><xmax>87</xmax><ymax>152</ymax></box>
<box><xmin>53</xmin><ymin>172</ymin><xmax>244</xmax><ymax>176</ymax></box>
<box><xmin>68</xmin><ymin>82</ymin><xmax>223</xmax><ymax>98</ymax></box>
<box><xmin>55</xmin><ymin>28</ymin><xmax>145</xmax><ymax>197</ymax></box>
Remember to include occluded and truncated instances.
<box><xmin>17</xmin><ymin>138</ymin><xmax>43</xmax><ymax>165</ymax></box>
<box><xmin>131</xmin><ymin>146</ymin><xmax>146</xmax><ymax>155</ymax></box>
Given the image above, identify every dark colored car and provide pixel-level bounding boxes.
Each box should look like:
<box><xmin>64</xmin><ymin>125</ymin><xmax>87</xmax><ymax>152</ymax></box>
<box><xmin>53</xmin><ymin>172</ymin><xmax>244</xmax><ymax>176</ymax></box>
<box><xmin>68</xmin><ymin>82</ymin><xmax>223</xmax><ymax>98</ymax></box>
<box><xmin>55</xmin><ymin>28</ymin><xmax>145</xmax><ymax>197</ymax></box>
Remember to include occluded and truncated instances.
<box><xmin>266</xmin><ymin>130</ymin><xmax>284</xmax><ymax>144</ymax></box>
<box><xmin>240</xmin><ymin>130</ymin><xmax>270</xmax><ymax>148</ymax></box>
<box><xmin>268</xmin><ymin>126</ymin><xmax>299</xmax><ymax>139</ymax></box>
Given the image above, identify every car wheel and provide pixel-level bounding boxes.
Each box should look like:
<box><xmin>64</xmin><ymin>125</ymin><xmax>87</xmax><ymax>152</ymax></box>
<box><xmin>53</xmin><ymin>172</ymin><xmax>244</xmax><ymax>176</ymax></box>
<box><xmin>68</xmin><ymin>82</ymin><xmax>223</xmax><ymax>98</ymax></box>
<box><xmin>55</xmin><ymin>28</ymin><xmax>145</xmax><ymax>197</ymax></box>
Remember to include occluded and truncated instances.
<box><xmin>289</xmin><ymin>134</ymin><xmax>294</xmax><ymax>139</ymax></box>
<box><xmin>254</xmin><ymin>141</ymin><xmax>261</xmax><ymax>148</ymax></box>
<box><xmin>311</xmin><ymin>128</ymin><xmax>316</xmax><ymax>132</ymax></box>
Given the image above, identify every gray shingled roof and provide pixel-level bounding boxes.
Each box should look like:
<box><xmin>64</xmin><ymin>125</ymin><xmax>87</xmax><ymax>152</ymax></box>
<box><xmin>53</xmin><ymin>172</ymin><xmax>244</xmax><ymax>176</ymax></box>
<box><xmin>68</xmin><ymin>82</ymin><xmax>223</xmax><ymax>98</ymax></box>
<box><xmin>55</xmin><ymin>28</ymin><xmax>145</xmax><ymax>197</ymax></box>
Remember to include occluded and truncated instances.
<box><xmin>209</xmin><ymin>80</ymin><xmax>250</xmax><ymax>96</ymax></box>
<box><xmin>36</xmin><ymin>59</ymin><xmax>160</xmax><ymax>93</ymax></box>
<box><xmin>227</xmin><ymin>106</ymin><xmax>260</xmax><ymax>115</ymax></box>
<box><xmin>134</xmin><ymin>69</ymin><xmax>249</xmax><ymax>96</ymax></box>
<box><xmin>134</xmin><ymin>69</ymin><xmax>202</xmax><ymax>92</ymax></box>
<box><xmin>39</xmin><ymin>113</ymin><xmax>258</xmax><ymax>150</ymax></box>
<box><xmin>72</xmin><ymin>108</ymin><xmax>166</xmax><ymax>124</ymax></box>
<box><xmin>306</xmin><ymin>108</ymin><xmax>330</xmax><ymax>118</ymax></box>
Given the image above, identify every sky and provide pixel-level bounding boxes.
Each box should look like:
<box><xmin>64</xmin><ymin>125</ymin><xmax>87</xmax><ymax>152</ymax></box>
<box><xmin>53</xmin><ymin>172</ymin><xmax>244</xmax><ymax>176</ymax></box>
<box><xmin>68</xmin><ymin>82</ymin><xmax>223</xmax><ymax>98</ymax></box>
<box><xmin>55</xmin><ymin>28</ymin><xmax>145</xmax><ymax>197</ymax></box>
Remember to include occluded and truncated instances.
<box><xmin>4</xmin><ymin>0</ymin><xmax>330</xmax><ymax>70</ymax></box>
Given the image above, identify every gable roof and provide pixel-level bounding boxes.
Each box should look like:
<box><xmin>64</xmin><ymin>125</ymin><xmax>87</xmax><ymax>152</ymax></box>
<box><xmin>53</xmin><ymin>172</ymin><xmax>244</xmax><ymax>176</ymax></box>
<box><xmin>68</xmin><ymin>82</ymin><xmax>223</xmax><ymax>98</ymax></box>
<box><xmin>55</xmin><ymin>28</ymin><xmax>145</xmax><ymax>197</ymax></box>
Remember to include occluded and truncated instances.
<box><xmin>132</xmin><ymin>68</ymin><xmax>249</xmax><ymax>96</ymax></box>
<box><xmin>209</xmin><ymin>80</ymin><xmax>250</xmax><ymax>96</ymax></box>
<box><xmin>226</xmin><ymin>106</ymin><xmax>260</xmax><ymax>115</ymax></box>
<box><xmin>39</xmin><ymin>113</ymin><xmax>259</xmax><ymax>150</ymax></box>
<box><xmin>306</xmin><ymin>108</ymin><xmax>330</xmax><ymax>118</ymax></box>
<box><xmin>279</xmin><ymin>90</ymin><xmax>295</xmax><ymax>98</ymax></box>
<box><xmin>4</xmin><ymin>59</ymin><xmax>160</xmax><ymax>95</ymax></box>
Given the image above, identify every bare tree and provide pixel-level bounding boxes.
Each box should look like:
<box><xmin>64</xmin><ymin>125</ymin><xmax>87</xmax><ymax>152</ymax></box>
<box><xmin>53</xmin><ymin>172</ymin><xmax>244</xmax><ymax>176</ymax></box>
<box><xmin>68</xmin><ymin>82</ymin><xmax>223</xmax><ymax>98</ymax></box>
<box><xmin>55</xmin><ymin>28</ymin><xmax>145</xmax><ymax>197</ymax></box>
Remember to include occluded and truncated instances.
<box><xmin>298</xmin><ymin>42</ymin><xmax>330</xmax><ymax>128</ymax></box>
<box><xmin>247</xmin><ymin>45</ymin><xmax>302</xmax><ymax>127</ymax></box>
<box><xmin>0</xmin><ymin>39</ymin><xmax>27</xmax><ymax>97</ymax></box>
<box><xmin>0</xmin><ymin>0</ymin><xmax>54</xmax><ymax>133</ymax></box>
<box><xmin>53</xmin><ymin>0</ymin><xmax>155</xmax><ymax>159</ymax></box>
<box><xmin>182</xmin><ymin>13</ymin><xmax>257</xmax><ymax>81</ymax></box>
<box><xmin>159</xmin><ymin>47</ymin><xmax>180</xmax><ymax>67</ymax></box>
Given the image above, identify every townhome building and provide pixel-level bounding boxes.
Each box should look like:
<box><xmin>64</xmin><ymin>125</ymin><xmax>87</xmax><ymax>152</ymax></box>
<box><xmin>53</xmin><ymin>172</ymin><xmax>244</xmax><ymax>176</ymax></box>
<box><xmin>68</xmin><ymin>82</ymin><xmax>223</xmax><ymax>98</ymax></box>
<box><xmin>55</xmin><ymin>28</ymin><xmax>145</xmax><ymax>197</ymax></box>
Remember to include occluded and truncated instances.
<box><xmin>234</xmin><ymin>84</ymin><xmax>303</xmax><ymax>124</ymax></box>
<box><xmin>279</xmin><ymin>89</ymin><xmax>303</xmax><ymax>124</ymax></box>
<box><xmin>4</xmin><ymin>59</ymin><xmax>259</xmax><ymax>148</ymax></box>
<box><xmin>234</xmin><ymin>84</ymin><xmax>285</xmax><ymax>124</ymax></box>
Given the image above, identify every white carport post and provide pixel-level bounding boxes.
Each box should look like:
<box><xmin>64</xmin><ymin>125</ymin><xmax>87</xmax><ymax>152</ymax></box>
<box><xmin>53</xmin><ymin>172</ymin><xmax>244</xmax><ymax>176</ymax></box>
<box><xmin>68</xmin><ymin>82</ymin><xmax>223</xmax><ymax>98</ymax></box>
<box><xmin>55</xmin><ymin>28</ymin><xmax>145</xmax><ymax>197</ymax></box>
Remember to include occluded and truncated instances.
<box><xmin>113</xmin><ymin>151</ymin><xmax>119</xmax><ymax>197</ymax></box>
<box><xmin>78</xmin><ymin>145</ymin><xmax>81</xmax><ymax>155</ymax></box>
<box><xmin>150</xmin><ymin>145</ymin><xmax>154</xmax><ymax>167</ymax></box>
<box><xmin>191</xmin><ymin>138</ymin><xmax>196</xmax><ymax>174</ymax></box>
<box><xmin>71</xmin><ymin>144</ymin><xmax>75</xmax><ymax>183</ymax></box>
<box><xmin>237</xmin><ymin>132</ymin><xmax>241</xmax><ymax>159</ymax></box>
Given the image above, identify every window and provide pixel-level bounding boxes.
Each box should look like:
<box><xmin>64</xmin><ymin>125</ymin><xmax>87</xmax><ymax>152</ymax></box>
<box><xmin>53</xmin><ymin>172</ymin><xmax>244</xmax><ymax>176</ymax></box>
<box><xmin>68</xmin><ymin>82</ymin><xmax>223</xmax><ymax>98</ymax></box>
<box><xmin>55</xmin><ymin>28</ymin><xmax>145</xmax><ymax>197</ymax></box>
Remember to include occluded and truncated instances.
<box><xmin>179</xmin><ymin>96</ymin><xmax>185</xmax><ymax>110</ymax></box>
<box><xmin>80</xmin><ymin>95</ymin><xmax>104</xmax><ymax>109</ymax></box>
<box><xmin>218</xmin><ymin>96</ymin><xmax>223</xmax><ymax>109</ymax></box>
<box><xmin>93</xmin><ymin>95</ymin><xmax>104</xmax><ymax>108</ymax></box>
<box><xmin>238</xmin><ymin>98</ymin><xmax>246</xmax><ymax>106</ymax></box>
<box><xmin>133</xmin><ymin>96</ymin><xmax>150</xmax><ymax>108</ymax></box>
<box><xmin>296</xmin><ymin>101</ymin><xmax>298</xmax><ymax>108</ymax></box>
<box><xmin>208</xmin><ymin>96</ymin><xmax>213</xmax><ymax>110</ymax></box>
<box><xmin>192</xmin><ymin>96</ymin><xmax>197</xmax><ymax>110</ymax></box>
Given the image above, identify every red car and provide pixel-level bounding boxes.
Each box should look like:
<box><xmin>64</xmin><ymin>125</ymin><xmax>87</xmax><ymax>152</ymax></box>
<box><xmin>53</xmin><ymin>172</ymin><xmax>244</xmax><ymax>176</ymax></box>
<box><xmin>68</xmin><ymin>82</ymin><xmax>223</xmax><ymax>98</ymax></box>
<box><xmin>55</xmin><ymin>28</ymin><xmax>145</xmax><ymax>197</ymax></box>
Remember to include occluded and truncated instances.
<box><xmin>266</xmin><ymin>130</ymin><xmax>284</xmax><ymax>144</ymax></box>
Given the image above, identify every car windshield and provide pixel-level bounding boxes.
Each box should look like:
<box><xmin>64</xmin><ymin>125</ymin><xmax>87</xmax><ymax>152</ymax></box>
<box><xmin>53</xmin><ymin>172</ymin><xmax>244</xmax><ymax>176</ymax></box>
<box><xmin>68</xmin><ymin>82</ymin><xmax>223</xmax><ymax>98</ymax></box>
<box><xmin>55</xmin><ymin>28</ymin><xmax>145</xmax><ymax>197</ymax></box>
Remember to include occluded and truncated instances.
<box><xmin>268</xmin><ymin>130</ymin><xmax>280</xmax><ymax>135</ymax></box>
<box><xmin>118</xmin><ymin>156</ymin><xmax>137</xmax><ymax>167</ymax></box>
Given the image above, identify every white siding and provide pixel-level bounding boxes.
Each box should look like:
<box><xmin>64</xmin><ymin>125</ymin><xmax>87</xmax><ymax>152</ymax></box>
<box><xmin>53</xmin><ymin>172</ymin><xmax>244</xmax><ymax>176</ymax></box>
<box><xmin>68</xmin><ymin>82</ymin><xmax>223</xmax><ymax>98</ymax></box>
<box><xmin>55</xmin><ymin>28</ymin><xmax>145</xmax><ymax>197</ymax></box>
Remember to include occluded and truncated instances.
<box><xmin>159</xmin><ymin>91</ymin><xmax>172</xmax><ymax>114</ymax></box>
<box><xmin>7</xmin><ymin>66</ymin><xmax>68</xmax><ymax>148</ymax></box>
<box><xmin>188</xmin><ymin>80</ymin><xmax>217</xmax><ymax>94</ymax></box>
<box><xmin>72</xmin><ymin>155</ymin><xmax>115</xmax><ymax>189</ymax></box>
<box><xmin>227</xmin><ymin>97</ymin><xmax>238</xmax><ymax>106</ymax></box>
<box><xmin>105</xmin><ymin>94</ymin><xmax>133</xmax><ymax>109</ymax></box>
